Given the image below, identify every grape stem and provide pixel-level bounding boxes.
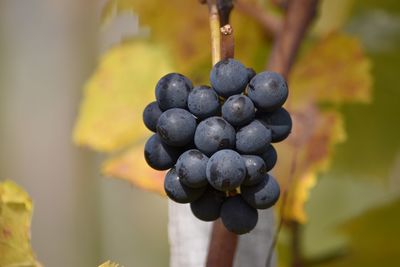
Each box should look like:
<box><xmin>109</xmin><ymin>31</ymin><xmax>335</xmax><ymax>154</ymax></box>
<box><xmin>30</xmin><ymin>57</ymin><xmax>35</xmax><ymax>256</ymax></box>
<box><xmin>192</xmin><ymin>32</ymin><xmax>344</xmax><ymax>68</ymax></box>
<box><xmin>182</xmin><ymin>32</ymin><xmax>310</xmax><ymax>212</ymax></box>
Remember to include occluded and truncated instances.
<box><xmin>206</xmin><ymin>1</ymin><xmax>238</xmax><ymax>267</ymax></box>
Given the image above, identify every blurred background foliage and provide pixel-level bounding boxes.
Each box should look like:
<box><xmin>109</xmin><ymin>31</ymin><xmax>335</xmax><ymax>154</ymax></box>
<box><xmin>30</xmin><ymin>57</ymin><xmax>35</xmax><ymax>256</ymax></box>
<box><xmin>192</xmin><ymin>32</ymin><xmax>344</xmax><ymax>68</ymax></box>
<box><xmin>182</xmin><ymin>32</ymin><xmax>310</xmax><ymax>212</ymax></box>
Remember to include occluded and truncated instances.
<box><xmin>1</xmin><ymin>0</ymin><xmax>400</xmax><ymax>266</ymax></box>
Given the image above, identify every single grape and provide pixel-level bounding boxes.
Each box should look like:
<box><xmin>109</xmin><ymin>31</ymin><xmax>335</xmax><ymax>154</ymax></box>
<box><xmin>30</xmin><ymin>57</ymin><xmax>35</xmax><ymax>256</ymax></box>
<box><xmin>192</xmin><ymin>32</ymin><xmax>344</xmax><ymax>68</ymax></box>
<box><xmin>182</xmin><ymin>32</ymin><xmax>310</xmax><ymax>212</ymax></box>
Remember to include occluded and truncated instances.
<box><xmin>257</xmin><ymin>107</ymin><xmax>292</xmax><ymax>142</ymax></box>
<box><xmin>241</xmin><ymin>174</ymin><xmax>280</xmax><ymax>209</ymax></box>
<box><xmin>206</xmin><ymin>149</ymin><xmax>246</xmax><ymax>191</ymax></box>
<box><xmin>164</xmin><ymin>168</ymin><xmax>206</xmax><ymax>204</ymax></box>
<box><xmin>220</xmin><ymin>195</ymin><xmax>258</xmax><ymax>235</ymax></box>
<box><xmin>188</xmin><ymin>85</ymin><xmax>221</xmax><ymax>120</ymax></box>
<box><xmin>210</xmin><ymin>59</ymin><xmax>249</xmax><ymax>97</ymax></box>
<box><xmin>236</xmin><ymin>120</ymin><xmax>271</xmax><ymax>154</ymax></box>
<box><xmin>156</xmin><ymin>108</ymin><xmax>197</xmax><ymax>147</ymax></box>
<box><xmin>194</xmin><ymin>117</ymin><xmax>235</xmax><ymax>156</ymax></box>
<box><xmin>144</xmin><ymin>134</ymin><xmax>181</xmax><ymax>170</ymax></box>
<box><xmin>241</xmin><ymin>155</ymin><xmax>267</xmax><ymax>186</ymax></box>
<box><xmin>260</xmin><ymin>145</ymin><xmax>277</xmax><ymax>172</ymax></box>
<box><xmin>176</xmin><ymin>149</ymin><xmax>209</xmax><ymax>188</ymax></box>
<box><xmin>248</xmin><ymin>71</ymin><xmax>288</xmax><ymax>112</ymax></box>
<box><xmin>155</xmin><ymin>73</ymin><xmax>193</xmax><ymax>110</ymax></box>
<box><xmin>221</xmin><ymin>95</ymin><xmax>255</xmax><ymax>127</ymax></box>
<box><xmin>247</xmin><ymin>67</ymin><xmax>256</xmax><ymax>81</ymax></box>
<box><xmin>143</xmin><ymin>101</ymin><xmax>163</xmax><ymax>132</ymax></box>
<box><xmin>190</xmin><ymin>186</ymin><xmax>226</xmax><ymax>221</ymax></box>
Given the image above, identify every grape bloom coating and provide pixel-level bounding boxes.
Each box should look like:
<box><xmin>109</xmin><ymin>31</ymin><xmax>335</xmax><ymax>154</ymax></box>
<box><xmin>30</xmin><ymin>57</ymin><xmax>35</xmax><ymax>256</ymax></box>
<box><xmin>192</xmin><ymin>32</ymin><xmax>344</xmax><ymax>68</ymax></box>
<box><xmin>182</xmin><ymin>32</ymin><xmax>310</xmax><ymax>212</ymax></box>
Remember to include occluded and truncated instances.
<box><xmin>143</xmin><ymin>58</ymin><xmax>291</xmax><ymax>234</ymax></box>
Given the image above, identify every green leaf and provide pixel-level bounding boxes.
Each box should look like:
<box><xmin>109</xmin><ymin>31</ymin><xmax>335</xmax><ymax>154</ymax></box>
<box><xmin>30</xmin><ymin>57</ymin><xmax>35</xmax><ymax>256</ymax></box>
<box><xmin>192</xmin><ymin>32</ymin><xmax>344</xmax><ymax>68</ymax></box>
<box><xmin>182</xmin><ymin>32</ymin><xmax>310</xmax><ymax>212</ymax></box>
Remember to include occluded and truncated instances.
<box><xmin>0</xmin><ymin>180</ymin><xmax>41</xmax><ymax>267</ymax></box>
<box><xmin>314</xmin><ymin>198</ymin><xmax>400</xmax><ymax>266</ymax></box>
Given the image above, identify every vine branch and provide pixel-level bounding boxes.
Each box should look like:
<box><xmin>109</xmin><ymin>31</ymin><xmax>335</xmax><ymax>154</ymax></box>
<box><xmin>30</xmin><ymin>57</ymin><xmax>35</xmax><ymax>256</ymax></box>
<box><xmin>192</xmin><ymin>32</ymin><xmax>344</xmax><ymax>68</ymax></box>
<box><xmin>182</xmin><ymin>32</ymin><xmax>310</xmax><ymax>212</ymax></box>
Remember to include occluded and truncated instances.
<box><xmin>268</xmin><ymin>0</ymin><xmax>319</xmax><ymax>79</ymax></box>
<box><xmin>235</xmin><ymin>0</ymin><xmax>282</xmax><ymax>36</ymax></box>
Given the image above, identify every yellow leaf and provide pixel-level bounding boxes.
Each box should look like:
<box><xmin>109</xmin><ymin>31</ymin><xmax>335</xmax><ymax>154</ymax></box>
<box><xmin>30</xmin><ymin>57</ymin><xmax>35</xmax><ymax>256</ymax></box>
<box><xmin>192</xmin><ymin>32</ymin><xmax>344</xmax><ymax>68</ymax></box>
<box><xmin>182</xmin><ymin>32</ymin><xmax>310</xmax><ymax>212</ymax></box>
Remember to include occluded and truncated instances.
<box><xmin>100</xmin><ymin>0</ymin><xmax>268</xmax><ymax>81</ymax></box>
<box><xmin>102</xmin><ymin>143</ymin><xmax>166</xmax><ymax>195</ymax></box>
<box><xmin>0</xmin><ymin>180</ymin><xmax>41</xmax><ymax>267</ymax></box>
<box><xmin>73</xmin><ymin>40</ymin><xmax>173</xmax><ymax>152</ymax></box>
<box><xmin>312</xmin><ymin>0</ymin><xmax>355</xmax><ymax>36</ymax></box>
<box><xmin>99</xmin><ymin>260</ymin><xmax>121</xmax><ymax>267</ymax></box>
<box><xmin>275</xmin><ymin>104</ymin><xmax>346</xmax><ymax>223</ymax></box>
<box><xmin>290</xmin><ymin>32</ymin><xmax>372</xmax><ymax>106</ymax></box>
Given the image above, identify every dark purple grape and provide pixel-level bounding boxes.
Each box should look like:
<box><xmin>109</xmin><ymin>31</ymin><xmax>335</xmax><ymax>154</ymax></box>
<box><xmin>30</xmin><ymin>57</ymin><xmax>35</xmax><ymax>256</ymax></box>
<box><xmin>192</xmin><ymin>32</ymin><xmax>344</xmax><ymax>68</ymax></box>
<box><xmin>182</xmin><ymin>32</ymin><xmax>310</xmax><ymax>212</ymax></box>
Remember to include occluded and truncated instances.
<box><xmin>241</xmin><ymin>155</ymin><xmax>267</xmax><ymax>186</ymax></box>
<box><xmin>155</xmin><ymin>73</ymin><xmax>193</xmax><ymax>110</ymax></box>
<box><xmin>236</xmin><ymin>120</ymin><xmax>271</xmax><ymax>154</ymax></box>
<box><xmin>176</xmin><ymin>149</ymin><xmax>209</xmax><ymax>188</ymax></box>
<box><xmin>156</xmin><ymin>108</ymin><xmax>197</xmax><ymax>147</ymax></box>
<box><xmin>143</xmin><ymin>101</ymin><xmax>163</xmax><ymax>132</ymax></box>
<box><xmin>210</xmin><ymin>59</ymin><xmax>249</xmax><ymax>97</ymax></box>
<box><xmin>257</xmin><ymin>107</ymin><xmax>292</xmax><ymax>142</ymax></box>
<box><xmin>221</xmin><ymin>95</ymin><xmax>255</xmax><ymax>127</ymax></box>
<box><xmin>241</xmin><ymin>174</ymin><xmax>280</xmax><ymax>209</ymax></box>
<box><xmin>248</xmin><ymin>71</ymin><xmax>288</xmax><ymax>111</ymax></box>
<box><xmin>220</xmin><ymin>195</ymin><xmax>258</xmax><ymax>235</ymax></box>
<box><xmin>260</xmin><ymin>145</ymin><xmax>277</xmax><ymax>172</ymax></box>
<box><xmin>194</xmin><ymin>117</ymin><xmax>235</xmax><ymax>156</ymax></box>
<box><xmin>190</xmin><ymin>186</ymin><xmax>226</xmax><ymax>221</ymax></box>
<box><xmin>144</xmin><ymin>134</ymin><xmax>181</xmax><ymax>170</ymax></box>
<box><xmin>188</xmin><ymin>85</ymin><xmax>221</xmax><ymax>120</ymax></box>
<box><xmin>206</xmin><ymin>149</ymin><xmax>246</xmax><ymax>191</ymax></box>
<box><xmin>164</xmin><ymin>168</ymin><xmax>206</xmax><ymax>204</ymax></box>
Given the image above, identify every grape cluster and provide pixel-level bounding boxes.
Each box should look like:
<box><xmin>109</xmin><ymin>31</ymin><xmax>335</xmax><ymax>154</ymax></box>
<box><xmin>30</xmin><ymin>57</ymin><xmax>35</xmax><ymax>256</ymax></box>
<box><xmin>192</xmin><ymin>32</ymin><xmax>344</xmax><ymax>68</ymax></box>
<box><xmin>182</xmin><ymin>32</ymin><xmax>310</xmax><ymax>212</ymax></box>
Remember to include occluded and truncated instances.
<box><xmin>143</xmin><ymin>59</ymin><xmax>292</xmax><ymax>234</ymax></box>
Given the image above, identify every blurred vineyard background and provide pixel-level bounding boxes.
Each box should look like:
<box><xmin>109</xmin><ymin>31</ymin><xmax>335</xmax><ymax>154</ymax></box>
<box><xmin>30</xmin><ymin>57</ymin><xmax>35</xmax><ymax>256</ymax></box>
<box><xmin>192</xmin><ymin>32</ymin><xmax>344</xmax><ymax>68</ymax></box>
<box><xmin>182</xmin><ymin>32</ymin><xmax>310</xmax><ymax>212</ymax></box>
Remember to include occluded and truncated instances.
<box><xmin>1</xmin><ymin>0</ymin><xmax>400</xmax><ymax>267</ymax></box>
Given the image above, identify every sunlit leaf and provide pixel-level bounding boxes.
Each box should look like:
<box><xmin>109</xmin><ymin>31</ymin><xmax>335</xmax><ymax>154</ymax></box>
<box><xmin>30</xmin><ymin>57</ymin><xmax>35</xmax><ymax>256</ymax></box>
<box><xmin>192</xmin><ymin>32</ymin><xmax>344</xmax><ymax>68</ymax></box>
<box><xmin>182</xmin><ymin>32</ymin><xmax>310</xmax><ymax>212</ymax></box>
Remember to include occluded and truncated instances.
<box><xmin>100</xmin><ymin>0</ymin><xmax>269</xmax><ymax>82</ymax></box>
<box><xmin>315</xmin><ymin>198</ymin><xmax>400</xmax><ymax>267</ymax></box>
<box><xmin>73</xmin><ymin>40</ymin><xmax>173</xmax><ymax>152</ymax></box>
<box><xmin>312</xmin><ymin>0</ymin><xmax>355</xmax><ymax>36</ymax></box>
<box><xmin>290</xmin><ymin>32</ymin><xmax>372</xmax><ymax>106</ymax></box>
<box><xmin>102</xmin><ymin>144</ymin><xmax>166</xmax><ymax>195</ymax></box>
<box><xmin>99</xmin><ymin>260</ymin><xmax>121</xmax><ymax>267</ymax></box>
<box><xmin>0</xmin><ymin>180</ymin><xmax>41</xmax><ymax>267</ymax></box>
<box><xmin>275</xmin><ymin>104</ymin><xmax>346</xmax><ymax>223</ymax></box>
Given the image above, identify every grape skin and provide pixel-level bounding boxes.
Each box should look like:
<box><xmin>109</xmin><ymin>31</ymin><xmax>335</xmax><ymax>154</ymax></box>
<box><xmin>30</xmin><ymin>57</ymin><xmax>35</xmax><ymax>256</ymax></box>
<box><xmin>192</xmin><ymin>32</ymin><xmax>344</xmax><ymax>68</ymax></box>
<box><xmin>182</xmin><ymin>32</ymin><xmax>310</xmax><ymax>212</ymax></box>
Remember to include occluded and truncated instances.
<box><xmin>257</xmin><ymin>107</ymin><xmax>292</xmax><ymax>142</ymax></box>
<box><xmin>241</xmin><ymin>174</ymin><xmax>280</xmax><ymax>209</ymax></box>
<box><xmin>143</xmin><ymin>101</ymin><xmax>163</xmax><ymax>132</ymax></box>
<box><xmin>190</xmin><ymin>186</ymin><xmax>226</xmax><ymax>221</ymax></box>
<box><xmin>156</xmin><ymin>73</ymin><xmax>193</xmax><ymax>111</ymax></box>
<box><xmin>221</xmin><ymin>94</ymin><xmax>255</xmax><ymax>127</ymax></box>
<box><xmin>206</xmin><ymin>149</ymin><xmax>246</xmax><ymax>191</ymax></box>
<box><xmin>144</xmin><ymin>134</ymin><xmax>181</xmax><ymax>170</ymax></box>
<box><xmin>220</xmin><ymin>195</ymin><xmax>258</xmax><ymax>235</ymax></box>
<box><xmin>210</xmin><ymin>59</ymin><xmax>249</xmax><ymax>97</ymax></box>
<box><xmin>236</xmin><ymin>120</ymin><xmax>272</xmax><ymax>154</ymax></box>
<box><xmin>156</xmin><ymin>108</ymin><xmax>197</xmax><ymax>147</ymax></box>
<box><xmin>176</xmin><ymin>149</ymin><xmax>209</xmax><ymax>188</ymax></box>
<box><xmin>164</xmin><ymin>168</ymin><xmax>206</xmax><ymax>204</ymax></box>
<box><xmin>248</xmin><ymin>71</ymin><xmax>288</xmax><ymax>112</ymax></box>
<box><xmin>260</xmin><ymin>145</ymin><xmax>277</xmax><ymax>172</ymax></box>
<box><xmin>241</xmin><ymin>155</ymin><xmax>267</xmax><ymax>186</ymax></box>
<box><xmin>194</xmin><ymin>117</ymin><xmax>235</xmax><ymax>156</ymax></box>
<box><xmin>188</xmin><ymin>85</ymin><xmax>221</xmax><ymax>120</ymax></box>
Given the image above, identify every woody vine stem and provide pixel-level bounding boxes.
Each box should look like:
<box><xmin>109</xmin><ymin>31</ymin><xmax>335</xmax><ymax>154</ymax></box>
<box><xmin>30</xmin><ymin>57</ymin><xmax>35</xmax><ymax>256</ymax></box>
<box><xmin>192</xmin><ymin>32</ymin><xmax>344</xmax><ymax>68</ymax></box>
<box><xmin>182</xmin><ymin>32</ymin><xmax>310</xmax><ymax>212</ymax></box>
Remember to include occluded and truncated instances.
<box><xmin>203</xmin><ymin>0</ymin><xmax>319</xmax><ymax>267</ymax></box>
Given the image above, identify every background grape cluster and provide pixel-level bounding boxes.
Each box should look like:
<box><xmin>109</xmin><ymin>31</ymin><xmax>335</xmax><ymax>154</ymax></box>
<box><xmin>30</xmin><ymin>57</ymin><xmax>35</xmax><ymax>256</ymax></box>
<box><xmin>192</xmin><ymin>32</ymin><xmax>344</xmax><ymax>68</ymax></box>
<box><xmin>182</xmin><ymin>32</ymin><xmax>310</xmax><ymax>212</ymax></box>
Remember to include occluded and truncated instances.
<box><xmin>143</xmin><ymin>58</ymin><xmax>292</xmax><ymax>234</ymax></box>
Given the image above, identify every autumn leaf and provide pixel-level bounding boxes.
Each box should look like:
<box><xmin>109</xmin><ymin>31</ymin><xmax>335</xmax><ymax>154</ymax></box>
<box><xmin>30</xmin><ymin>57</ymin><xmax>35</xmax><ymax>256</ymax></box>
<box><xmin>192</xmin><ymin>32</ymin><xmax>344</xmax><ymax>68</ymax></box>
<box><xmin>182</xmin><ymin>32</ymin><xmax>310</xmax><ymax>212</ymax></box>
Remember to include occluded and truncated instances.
<box><xmin>275</xmin><ymin>105</ymin><xmax>346</xmax><ymax>223</ymax></box>
<box><xmin>0</xmin><ymin>180</ymin><xmax>41</xmax><ymax>267</ymax></box>
<box><xmin>273</xmin><ymin>32</ymin><xmax>372</xmax><ymax>223</ymax></box>
<box><xmin>73</xmin><ymin>40</ymin><xmax>173</xmax><ymax>152</ymax></box>
<box><xmin>102</xmin><ymin>144</ymin><xmax>166</xmax><ymax>195</ymax></box>
<box><xmin>100</xmin><ymin>0</ymin><xmax>269</xmax><ymax>81</ymax></box>
<box><xmin>290</xmin><ymin>32</ymin><xmax>372</xmax><ymax>106</ymax></box>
